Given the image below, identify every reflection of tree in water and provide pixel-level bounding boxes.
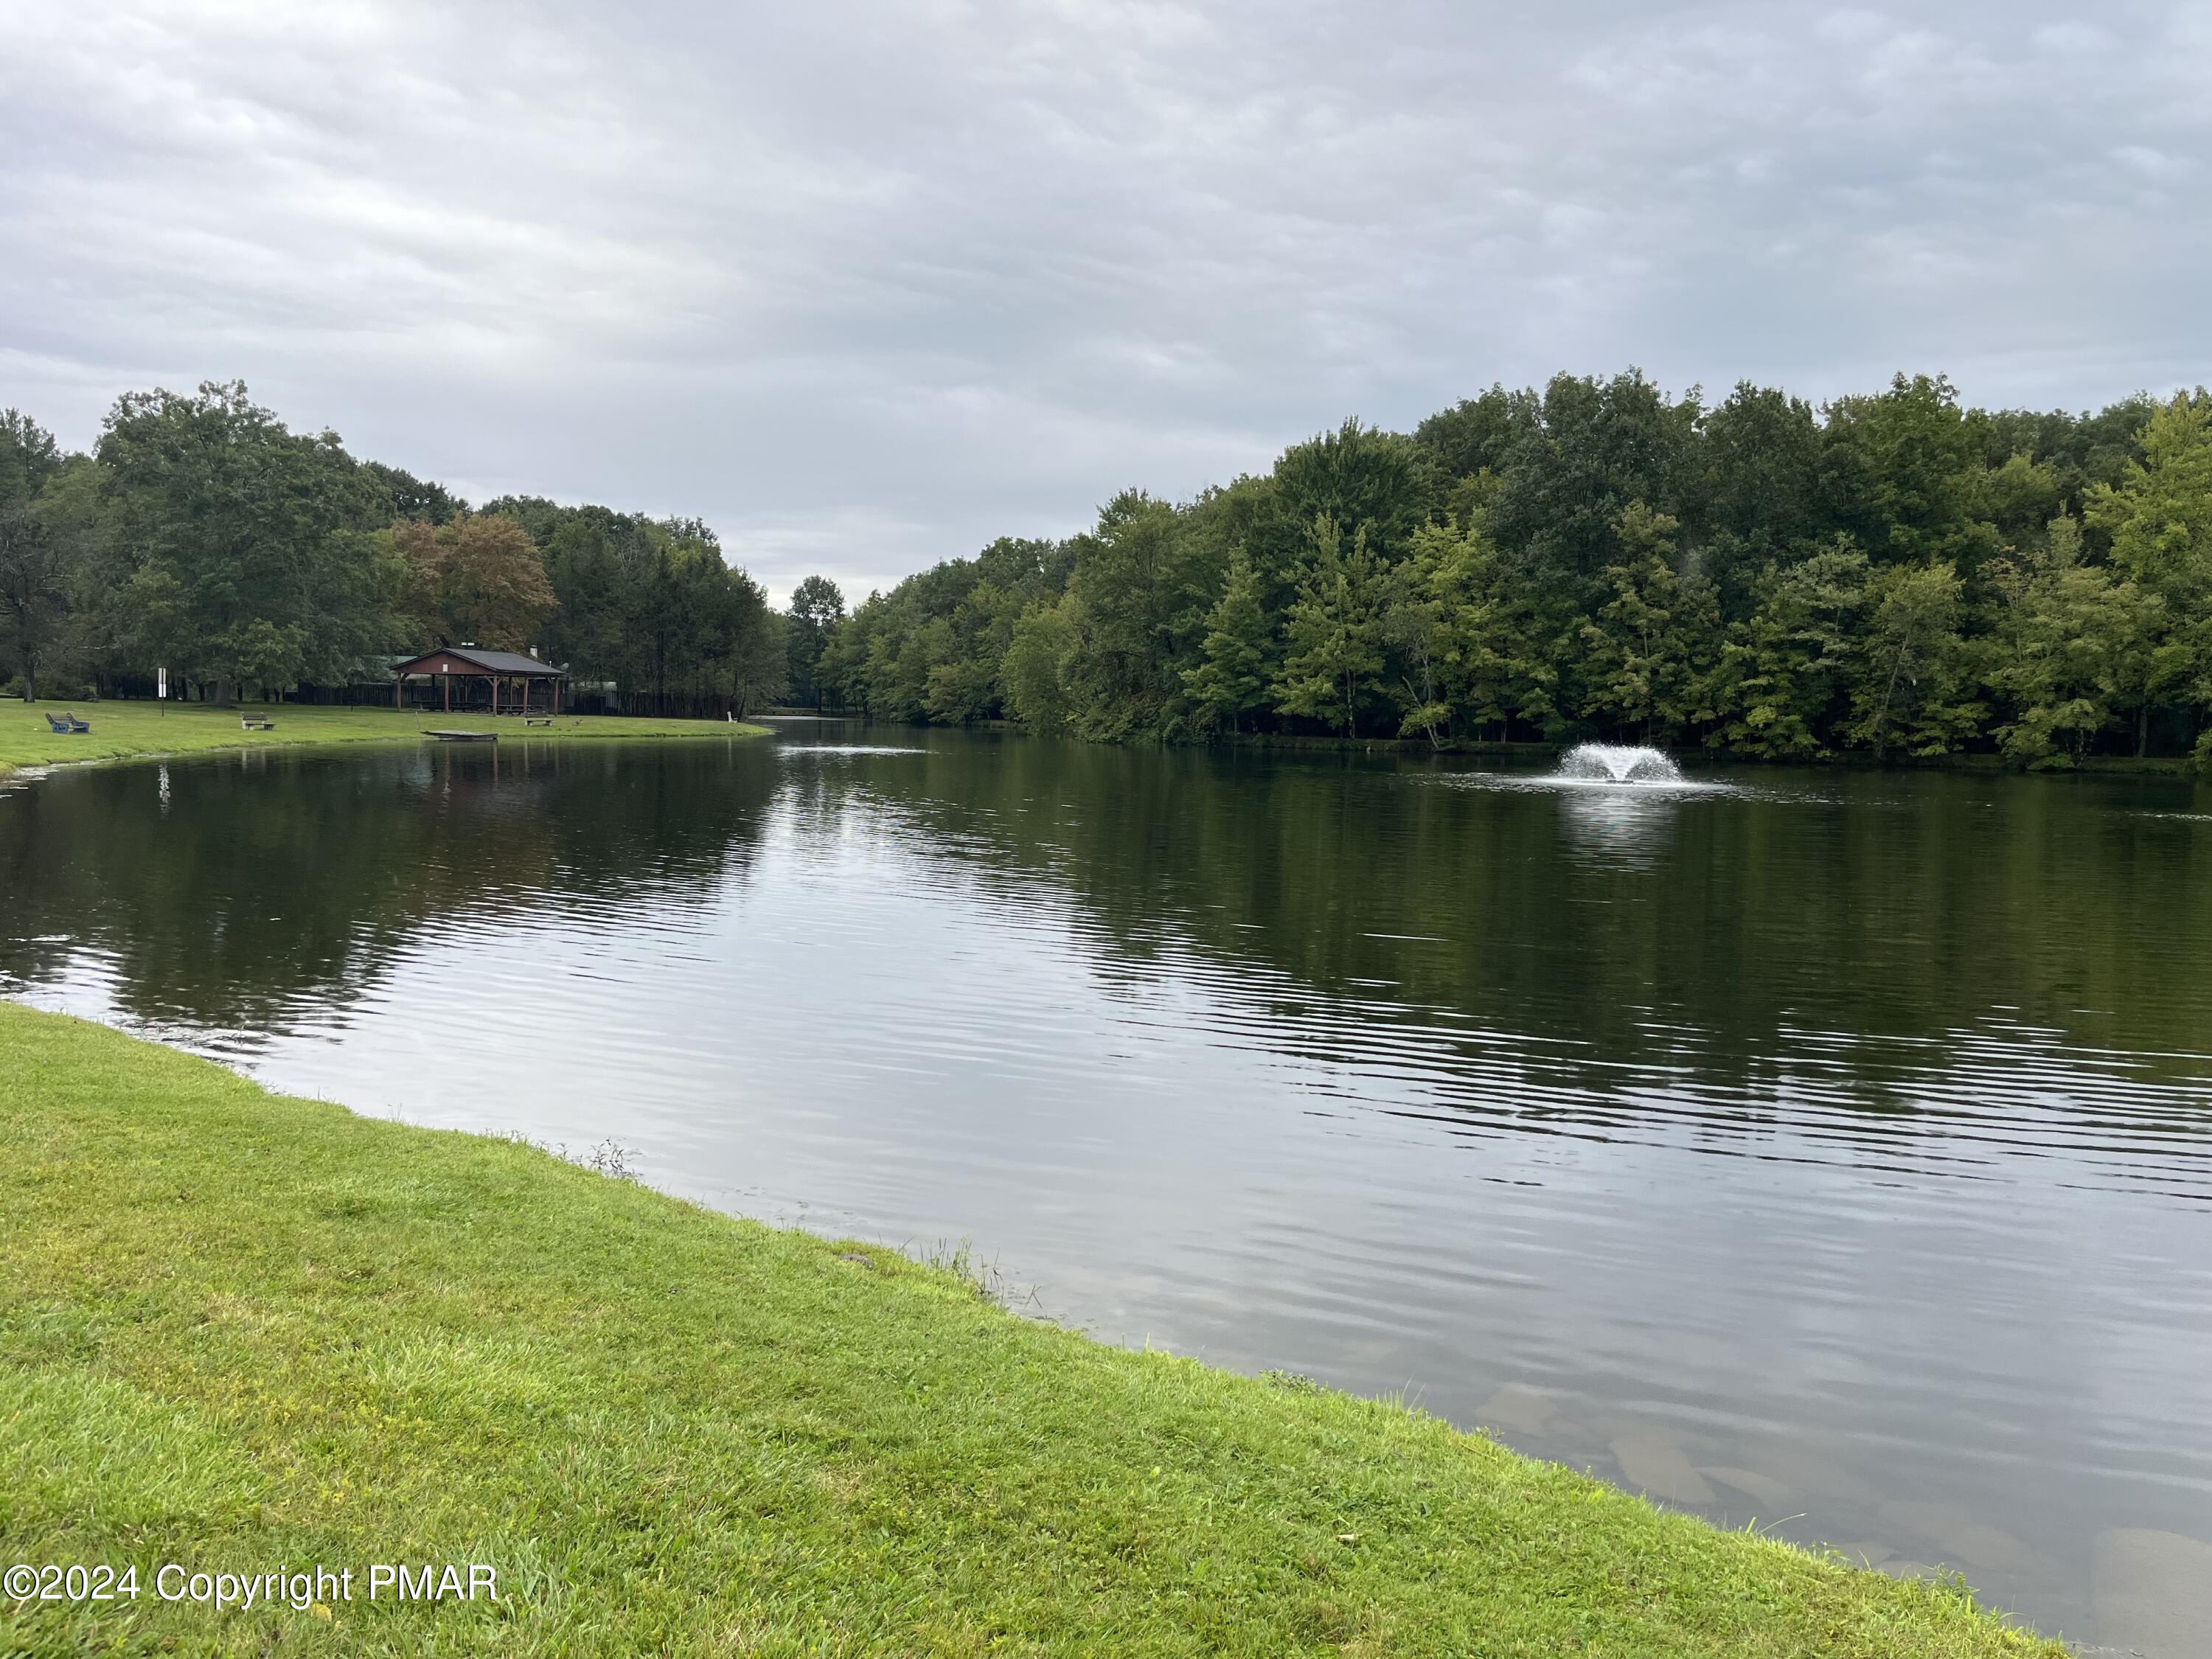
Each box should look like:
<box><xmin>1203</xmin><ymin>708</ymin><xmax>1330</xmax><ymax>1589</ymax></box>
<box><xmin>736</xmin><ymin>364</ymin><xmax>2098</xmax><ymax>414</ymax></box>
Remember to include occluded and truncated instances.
<box><xmin>0</xmin><ymin>742</ymin><xmax>778</xmax><ymax>1032</ymax></box>
<box><xmin>8</xmin><ymin>734</ymin><xmax>2210</xmax><ymax>1168</ymax></box>
<box><xmin>785</xmin><ymin>735</ymin><xmax>2212</xmax><ymax>1164</ymax></box>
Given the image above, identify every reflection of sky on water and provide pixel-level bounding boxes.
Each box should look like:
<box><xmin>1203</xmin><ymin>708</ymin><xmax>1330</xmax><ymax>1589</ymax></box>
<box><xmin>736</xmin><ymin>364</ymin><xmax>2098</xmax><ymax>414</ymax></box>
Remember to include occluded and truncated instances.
<box><xmin>773</xmin><ymin>745</ymin><xmax>930</xmax><ymax>756</ymax></box>
<box><xmin>1554</xmin><ymin>785</ymin><xmax>1684</xmax><ymax>870</ymax></box>
<box><xmin>4</xmin><ymin>738</ymin><xmax>2212</xmax><ymax>1654</ymax></box>
<box><xmin>1434</xmin><ymin>764</ymin><xmax>1740</xmax><ymax>871</ymax></box>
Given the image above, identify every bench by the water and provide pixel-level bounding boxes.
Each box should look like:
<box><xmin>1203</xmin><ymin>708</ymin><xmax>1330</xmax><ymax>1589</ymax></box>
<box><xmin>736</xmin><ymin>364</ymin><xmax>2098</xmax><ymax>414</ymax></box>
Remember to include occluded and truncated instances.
<box><xmin>424</xmin><ymin>729</ymin><xmax>498</xmax><ymax>744</ymax></box>
<box><xmin>240</xmin><ymin>715</ymin><xmax>274</xmax><ymax>731</ymax></box>
<box><xmin>42</xmin><ymin>712</ymin><xmax>90</xmax><ymax>734</ymax></box>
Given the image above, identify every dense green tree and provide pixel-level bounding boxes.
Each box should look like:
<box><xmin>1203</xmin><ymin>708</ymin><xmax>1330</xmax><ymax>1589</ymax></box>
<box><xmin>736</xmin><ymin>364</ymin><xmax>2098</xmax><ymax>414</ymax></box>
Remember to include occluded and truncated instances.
<box><xmin>540</xmin><ymin>512</ymin><xmax>633</xmax><ymax>683</ymax></box>
<box><xmin>1413</xmin><ymin>386</ymin><xmax>1533</xmax><ymax>484</ymax></box>
<box><xmin>1377</xmin><ymin>566</ymin><xmax>1449</xmax><ymax>746</ymax></box>
<box><xmin>1706</xmin><ymin>543</ymin><xmax>1870</xmax><ymax>758</ymax></box>
<box><xmin>95</xmin><ymin>383</ymin><xmax>396</xmax><ymax>700</ymax></box>
<box><xmin>1</xmin><ymin>410</ymin><xmax>66</xmax><ymax>507</ymax></box>
<box><xmin>1001</xmin><ymin>597</ymin><xmax>1078</xmax><ymax>732</ymax></box>
<box><xmin>0</xmin><ymin>413</ymin><xmax>77</xmax><ymax>700</ymax></box>
<box><xmin>1236</xmin><ymin>421</ymin><xmax>1439</xmax><ymax>608</ymax></box>
<box><xmin>1487</xmin><ymin>371</ymin><xmax>1700</xmax><ymax>581</ymax></box>
<box><xmin>2086</xmin><ymin>392</ymin><xmax>2212</xmax><ymax>760</ymax></box>
<box><xmin>2089</xmin><ymin>392</ymin><xmax>2212</xmax><ymax>609</ymax></box>
<box><xmin>925</xmin><ymin>580</ymin><xmax>1023</xmax><ymax>723</ymax></box>
<box><xmin>1697</xmin><ymin>383</ymin><xmax>1829</xmax><ymax>616</ymax></box>
<box><xmin>1273</xmin><ymin>517</ymin><xmax>1387</xmax><ymax>736</ymax></box>
<box><xmin>785</xmin><ymin>574</ymin><xmax>846</xmax><ymax>709</ymax></box>
<box><xmin>1181</xmin><ymin>549</ymin><xmax>1273</xmax><ymax>733</ymax></box>
<box><xmin>1403</xmin><ymin>518</ymin><xmax>1561</xmax><ymax>742</ymax></box>
<box><xmin>1057</xmin><ymin>493</ymin><xmax>1213</xmax><ymax>738</ymax></box>
<box><xmin>1823</xmin><ymin>375</ymin><xmax>2003</xmax><ymax>574</ymax></box>
<box><xmin>1974</xmin><ymin>453</ymin><xmax>2067</xmax><ymax>552</ymax></box>
<box><xmin>0</xmin><ymin>503</ymin><xmax>68</xmax><ymax>700</ymax></box>
<box><xmin>1701</xmin><ymin>383</ymin><xmax>1826</xmax><ymax>549</ymax></box>
<box><xmin>1989</xmin><ymin>515</ymin><xmax>2170</xmax><ymax>765</ymax></box>
<box><xmin>1847</xmin><ymin>560</ymin><xmax>1983</xmax><ymax>757</ymax></box>
<box><xmin>1576</xmin><ymin>505</ymin><xmax>1720</xmax><ymax>745</ymax></box>
<box><xmin>1976</xmin><ymin>396</ymin><xmax>2157</xmax><ymax>534</ymax></box>
<box><xmin>824</xmin><ymin>560</ymin><xmax>975</xmax><ymax>721</ymax></box>
<box><xmin>633</xmin><ymin>533</ymin><xmax>779</xmax><ymax>708</ymax></box>
<box><xmin>723</xmin><ymin>574</ymin><xmax>789</xmax><ymax>717</ymax></box>
<box><xmin>474</xmin><ymin>498</ymin><xmax>782</xmax><ymax>712</ymax></box>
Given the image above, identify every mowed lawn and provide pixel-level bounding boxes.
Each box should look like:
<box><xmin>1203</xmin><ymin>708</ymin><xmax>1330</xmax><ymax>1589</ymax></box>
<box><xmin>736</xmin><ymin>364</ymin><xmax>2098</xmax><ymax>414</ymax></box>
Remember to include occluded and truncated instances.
<box><xmin>0</xmin><ymin>698</ymin><xmax>768</xmax><ymax>781</ymax></box>
<box><xmin>0</xmin><ymin>1004</ymin><xmax>2063</xmax><ymax>1657</ymax></box>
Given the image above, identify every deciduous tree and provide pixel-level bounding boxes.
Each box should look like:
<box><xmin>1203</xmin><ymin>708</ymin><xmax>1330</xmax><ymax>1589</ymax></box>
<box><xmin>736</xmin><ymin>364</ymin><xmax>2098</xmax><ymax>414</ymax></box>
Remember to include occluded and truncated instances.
<box><xmin>1847</xmin><ymin>560</ymin><xmax>1983</xmax><ymax>757</ymax></box>
<box><xmin>1273</xmin><ymin>517</ymin><xmax>1386</xmax><ymax>735</ymax></box>
<box><xmin>394</xmin><ymin>512</ymin><xmax>556</xmax><ymax>652</ymax></box>
<box><xmin>1182</xmin><ymin>549</ymin><xmax>1273</xmax><ymax>732</ymax></box>
<box><xmin>96</xmin><ymin>383</ymin><xmax>394</xmax><ymax>701</ymax></box>
<box><xmin>785</xmin><ymin>574</ymin><xmax>846</xmax><ymax>710</ymax></box>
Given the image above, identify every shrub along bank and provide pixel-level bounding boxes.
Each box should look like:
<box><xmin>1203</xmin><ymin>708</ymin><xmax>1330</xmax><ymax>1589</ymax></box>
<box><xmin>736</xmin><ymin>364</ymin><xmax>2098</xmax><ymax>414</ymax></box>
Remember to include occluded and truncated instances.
<box><xmin>0</xmin><ymin>1003</ymin><xmax>2062</xmax><ymax>1657</ymax></box>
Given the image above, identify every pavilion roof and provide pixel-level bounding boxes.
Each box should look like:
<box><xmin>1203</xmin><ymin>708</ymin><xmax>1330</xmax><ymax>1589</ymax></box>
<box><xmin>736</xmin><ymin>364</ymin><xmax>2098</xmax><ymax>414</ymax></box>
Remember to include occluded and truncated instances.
<box><xmin>394</xmin><ymin>647</ymin><xmax>566</xmax><ymax>678</ymax></box>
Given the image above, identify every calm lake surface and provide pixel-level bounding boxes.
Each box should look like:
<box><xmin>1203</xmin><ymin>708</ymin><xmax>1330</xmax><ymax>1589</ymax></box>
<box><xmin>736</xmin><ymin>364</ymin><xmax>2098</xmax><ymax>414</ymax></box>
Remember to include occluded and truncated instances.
<box><xmin>5</xmin><ymin>725</ymin><xmax>2211</xmax><ymax>1652</ymax></box>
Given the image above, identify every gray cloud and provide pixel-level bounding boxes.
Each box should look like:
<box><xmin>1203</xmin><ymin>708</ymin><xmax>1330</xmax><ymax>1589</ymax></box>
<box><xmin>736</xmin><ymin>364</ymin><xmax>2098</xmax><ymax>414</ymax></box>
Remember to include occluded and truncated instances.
<box><xmin>4</xmin><ymin>1</ymin><xmax>2208</xmax><ymax>602</ymax></box>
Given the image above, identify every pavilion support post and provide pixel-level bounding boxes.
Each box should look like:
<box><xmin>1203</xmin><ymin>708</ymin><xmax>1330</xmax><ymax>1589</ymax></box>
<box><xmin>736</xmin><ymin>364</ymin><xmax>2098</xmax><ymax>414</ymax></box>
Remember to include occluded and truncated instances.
<box><xmin>394</xmin><ymin>675</ymin><xmax>403</xmax><ymax>709</ymax></box>
<box><xmin>443</xmin><ymin>673</ymin><xmax>451</xmax><ymax>714</ymax></box>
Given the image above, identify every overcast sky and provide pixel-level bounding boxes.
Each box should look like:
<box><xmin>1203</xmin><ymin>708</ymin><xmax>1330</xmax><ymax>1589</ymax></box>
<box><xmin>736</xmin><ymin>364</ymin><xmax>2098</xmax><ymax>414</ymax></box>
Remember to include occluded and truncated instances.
<box><xmin>5</xmin><ymin>2</ymin><xmax>2209</xmax><ymax>604</ymax></box>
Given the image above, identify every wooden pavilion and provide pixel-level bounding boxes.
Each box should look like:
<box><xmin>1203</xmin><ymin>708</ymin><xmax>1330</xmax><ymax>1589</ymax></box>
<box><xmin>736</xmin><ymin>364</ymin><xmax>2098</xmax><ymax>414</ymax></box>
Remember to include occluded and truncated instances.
<box><xmin>392</xmin><ymin>647</ymin><xmax>567</xmax><ymax>717</ymax></box>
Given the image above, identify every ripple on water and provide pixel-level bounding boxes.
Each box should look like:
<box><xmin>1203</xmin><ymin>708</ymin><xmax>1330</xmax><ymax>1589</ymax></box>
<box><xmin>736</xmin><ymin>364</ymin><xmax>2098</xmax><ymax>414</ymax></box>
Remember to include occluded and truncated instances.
<box><xmin>2</xmin><ymin>740</ymin><xmax>2209</xmax><ymax>1652</ymax></box>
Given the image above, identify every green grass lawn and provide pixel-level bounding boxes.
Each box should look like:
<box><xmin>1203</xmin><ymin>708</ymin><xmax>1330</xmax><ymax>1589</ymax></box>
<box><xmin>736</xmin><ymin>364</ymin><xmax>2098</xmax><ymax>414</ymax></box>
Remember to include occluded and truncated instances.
<box><xmin>0</xmin><ymin>698</ymin><xmax>768</xmax><ymax>782</ymax></box>
<box><xmin>0</xmin><ymin>1003</ymin><xmax>2062</xmax><ymax>1658</ymax></box>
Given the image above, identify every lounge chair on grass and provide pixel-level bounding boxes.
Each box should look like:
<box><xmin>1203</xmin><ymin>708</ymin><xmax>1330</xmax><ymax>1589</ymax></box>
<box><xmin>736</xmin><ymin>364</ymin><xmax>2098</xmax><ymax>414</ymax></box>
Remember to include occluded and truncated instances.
<box><xmin>44</xmin><ymin>712</ymin><xmax>90</xmax><ymax>734</ymax></box>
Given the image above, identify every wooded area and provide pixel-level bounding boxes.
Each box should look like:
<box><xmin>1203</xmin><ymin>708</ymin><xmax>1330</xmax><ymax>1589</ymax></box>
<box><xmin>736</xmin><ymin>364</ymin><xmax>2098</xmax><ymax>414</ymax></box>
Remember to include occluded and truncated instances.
<box><xmin>10</xmin><ymin>371</ymin><xmax>2211</xmax><ymax>765</ymax></box>
<box><xmin>807</xmin><ymin>372</ymin><xmax>2212</xmax><ymax>768</ymax></box>
<box><xmin>0</xmin><ymin>383</ymin><xmax>786</xmax><ymax>715</ymax></box>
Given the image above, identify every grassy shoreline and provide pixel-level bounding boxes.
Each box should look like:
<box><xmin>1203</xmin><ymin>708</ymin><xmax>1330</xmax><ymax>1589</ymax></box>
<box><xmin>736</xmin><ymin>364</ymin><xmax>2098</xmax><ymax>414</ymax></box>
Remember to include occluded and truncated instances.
<box><xmin>0</xmin><ymin>1003</ymin><xmax>2060</xmax><ymax>1655</ymax></box>
<box><xmin>0</xmin><ymin>698</ymin><xmax>769</xmax><ymax>782</ymax></box>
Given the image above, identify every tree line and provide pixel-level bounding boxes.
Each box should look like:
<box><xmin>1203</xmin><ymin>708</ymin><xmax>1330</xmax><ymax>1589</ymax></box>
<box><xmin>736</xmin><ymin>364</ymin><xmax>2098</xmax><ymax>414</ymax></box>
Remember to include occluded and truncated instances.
<box><xmin>802</xmin><ymin>372</ymin><xmax>2212</xmax><ymax>769</ymax></box>
<box><xmin>0</xmin><ymin>382</ymin><xmax>789</xmax><ymax>714</ymax></box>
<box><xmin>13</xmin><ymin>370</ymin><xmax>2212</xmax><ymax>767</ymax></box>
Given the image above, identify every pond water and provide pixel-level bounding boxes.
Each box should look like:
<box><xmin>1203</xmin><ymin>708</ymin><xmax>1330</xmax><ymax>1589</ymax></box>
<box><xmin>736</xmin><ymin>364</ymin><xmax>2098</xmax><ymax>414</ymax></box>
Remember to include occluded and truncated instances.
<box><xmin>4</xmin><ymin>724</ymin><xmax>2210</xmax><ymax>1652</ymax></box>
